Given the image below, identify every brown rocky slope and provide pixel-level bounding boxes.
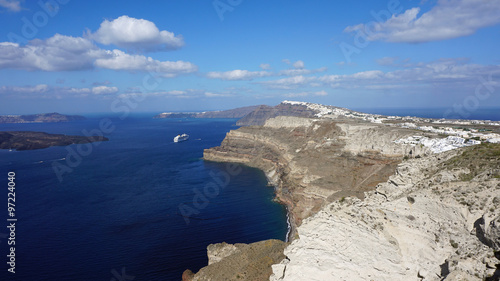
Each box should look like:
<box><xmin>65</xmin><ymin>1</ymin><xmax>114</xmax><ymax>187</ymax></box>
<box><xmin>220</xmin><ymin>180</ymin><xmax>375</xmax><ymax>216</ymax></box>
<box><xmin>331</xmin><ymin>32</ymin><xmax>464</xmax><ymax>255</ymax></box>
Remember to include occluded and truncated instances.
<box><xmin>186</xmin><ymin>110</ymin><xmax>499</xmax><ymax>280</ymax></box>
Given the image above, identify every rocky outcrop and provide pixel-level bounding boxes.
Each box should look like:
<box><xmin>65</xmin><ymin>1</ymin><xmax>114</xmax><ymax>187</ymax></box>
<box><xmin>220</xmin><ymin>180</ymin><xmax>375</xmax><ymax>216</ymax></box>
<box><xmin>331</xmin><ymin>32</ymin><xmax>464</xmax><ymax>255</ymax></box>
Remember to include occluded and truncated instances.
<box><xmin>270</xmin><ymin>144</ymin><xmax>500</xmax><ymax>281</ymax></box>
<box><xmin>205</xmin><ymin>116</ymin><xmax>432</xmax><ymax>232</ymax></box>
<box><xmin>153</xmin><ymin>105</ymin><xmax>261</xmax><ymax>119</ymax></box>
<box><xmin>236</xmin><ymin>103</ymin><xmax>318</xmax><ymax>126</ymax></box>
<box><xmin>184</xmin><ymin>239</ymin><xmax>287</xmax><ymax>281</ymax></box>
<box><xmin>0</xmin><ymin>112</ymin><xmax>86</xmax><ymax>123</ymax></box>
<box><xmin>198</xmin><ymin>103</ymin><xmax>500</xmax><ymax>281</ymax></box>
<box><xmin>0</xmin><ymin>131</ymin><xmax>109</xmax><ymax>150</ymax></box>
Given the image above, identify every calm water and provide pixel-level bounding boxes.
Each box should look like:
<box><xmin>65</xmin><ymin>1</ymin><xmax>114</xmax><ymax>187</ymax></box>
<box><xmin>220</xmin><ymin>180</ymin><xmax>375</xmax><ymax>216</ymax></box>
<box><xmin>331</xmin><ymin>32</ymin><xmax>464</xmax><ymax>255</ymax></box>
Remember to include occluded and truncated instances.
<box><xmin>0</xmin><ymin>116</ymin><xmax>288</xmax><ymax>280</ymax></box>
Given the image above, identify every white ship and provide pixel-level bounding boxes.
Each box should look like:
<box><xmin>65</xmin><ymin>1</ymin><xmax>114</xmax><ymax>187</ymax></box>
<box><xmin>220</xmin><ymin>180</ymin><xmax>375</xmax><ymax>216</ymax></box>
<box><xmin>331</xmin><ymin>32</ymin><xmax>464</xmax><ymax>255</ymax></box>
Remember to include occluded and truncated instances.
<box><xmin>173</xmin><ymin>133</ymin><xmax>189</xmax><ymax>143</ymax></box>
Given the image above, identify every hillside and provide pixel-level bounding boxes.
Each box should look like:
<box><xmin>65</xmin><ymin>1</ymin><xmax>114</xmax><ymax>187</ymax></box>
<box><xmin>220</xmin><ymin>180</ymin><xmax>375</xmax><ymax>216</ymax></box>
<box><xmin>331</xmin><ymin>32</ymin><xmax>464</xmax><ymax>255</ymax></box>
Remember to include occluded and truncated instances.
<box><xmin>183</xmin><ymin>101</ymin><xmax>500</xmax><ymax>281</ymax></box>
<box><xmin>0</xmin><ymin>113</ymin><xmax>86</xmax><ymax>123</ymax></box>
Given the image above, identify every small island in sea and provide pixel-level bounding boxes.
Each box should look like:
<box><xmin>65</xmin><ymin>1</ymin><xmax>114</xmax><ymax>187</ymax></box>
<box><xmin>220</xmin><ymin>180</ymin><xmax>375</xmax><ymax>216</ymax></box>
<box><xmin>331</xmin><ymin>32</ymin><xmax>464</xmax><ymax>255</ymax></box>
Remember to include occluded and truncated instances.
<box><xmin>0</xmin><ymin>112</ymin><xmax>86</xmax><ymax>123</ymax></box>
<box><xmin>0</xmin><ymin>131</ymin><xmax>109</xmax><ymax>151</ymax></box>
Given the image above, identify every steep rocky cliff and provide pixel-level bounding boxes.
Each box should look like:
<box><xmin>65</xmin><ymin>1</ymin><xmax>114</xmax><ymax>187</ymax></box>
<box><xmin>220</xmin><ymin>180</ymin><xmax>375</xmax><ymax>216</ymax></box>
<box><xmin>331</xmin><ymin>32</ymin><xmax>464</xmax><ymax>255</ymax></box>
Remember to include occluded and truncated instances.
<box><xmin>205</xmin><ymin>116</ymin><xmax>430</xmax><ymax>230</ymax></box>
<box><xmin>235</xmin><ymin>103</ymin><xmax>318</xmax><ymax>126</ymax></box>
<box><xmin>270</xmin><ymin>144</ymin><xmax>500</xmax><ymax>281</ymax></box>
<box><xmin>193</xmin><ymin>103</ymin><xmax>500</xmax><ymax>280</ymax></box>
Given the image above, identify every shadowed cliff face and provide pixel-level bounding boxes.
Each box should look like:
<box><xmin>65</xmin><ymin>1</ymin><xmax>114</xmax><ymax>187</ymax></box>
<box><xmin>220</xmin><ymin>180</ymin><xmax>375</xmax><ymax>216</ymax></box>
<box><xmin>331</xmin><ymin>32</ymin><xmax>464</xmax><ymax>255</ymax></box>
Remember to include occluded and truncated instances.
<box><xmin>236</xmin><ymin>103</ymin><xmax>318</xmax><ymax>126</ymax></box>
<box><xmin>204</xmin><ymin>116</ymin><xmax>421</xmax><ymax>228</ymax></box>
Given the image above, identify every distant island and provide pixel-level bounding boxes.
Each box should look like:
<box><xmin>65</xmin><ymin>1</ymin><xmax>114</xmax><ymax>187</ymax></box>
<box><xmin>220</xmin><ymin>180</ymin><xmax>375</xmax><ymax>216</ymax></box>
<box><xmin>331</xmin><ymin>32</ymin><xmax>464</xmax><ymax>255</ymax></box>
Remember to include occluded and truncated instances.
<box><xmin>153</xmin><ymin>105</ymin><xmax>261</xmax><ymax>120</ymax></box>
<box><xmin>0</xmin><ymin>112</ymin><xmax>86</xmax><ymax>123</ymax></box>
<box><xmin>0</xmin><ymin>131</ymin><xmax>108</xmax><ymax>151</ymax></box>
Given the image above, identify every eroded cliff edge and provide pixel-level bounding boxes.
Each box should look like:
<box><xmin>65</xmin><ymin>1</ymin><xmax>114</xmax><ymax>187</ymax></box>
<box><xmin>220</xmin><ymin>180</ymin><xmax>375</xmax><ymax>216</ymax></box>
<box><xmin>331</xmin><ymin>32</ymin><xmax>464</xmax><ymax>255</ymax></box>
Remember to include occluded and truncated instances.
<box><xmin>195</xmin><ymin>107</ymin><xmax>499</xmax><ymax>280</ymax></box>
<box><xmin>204</xmin><ymin>116</ymin><xmax>428</xmax><ymax>233</ymax></box>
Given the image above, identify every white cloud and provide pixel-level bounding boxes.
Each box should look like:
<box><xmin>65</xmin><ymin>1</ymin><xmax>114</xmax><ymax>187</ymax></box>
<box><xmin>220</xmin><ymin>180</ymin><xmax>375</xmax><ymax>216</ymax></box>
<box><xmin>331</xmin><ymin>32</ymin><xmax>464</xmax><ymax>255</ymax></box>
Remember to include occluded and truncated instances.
<box><xmin>206</xmin><ymin>66</ymin><xmax>327</xmax><ymax>81</ymax></box>
<box><xmin>206</xmin><ymin>69</ymin><xmax>272</xmax><ymax>81</ymax></box>
<box><xmin>293</xmin><ymin>60</ymin><xmax>305</xmax><ymax>69</ymax></box>
<box><xmin>88</xmin><ymin>15</ymin><xmax>184</xmax><ymax>52</ymax></box>
<box><xmin>95</xmin><ymin>49</ymin><xmax>197</xmax><ymax>77</ymax></box>
<box><xmin>0</xmin><ymin>84</ymin><xmax>120</xmax><ymax>99</ymax></box>
<box><xmin>260</xmin><ymin>63</ymin><xmax>271</xmax><ymax>70</ymax></box>
<box><xmin>278</xmin><ymin>67</ymin><xmax>327</xmax><ymax>76</ymax></box>
<box><xmin>92</xmin><ymin>86</ymin><xmax>118</xmax><ymax>95</ymax></box>
<box><xmin>283</xmin><ymin>90</ymin><xmax>328</xmax><ymax>98</ymax></box>
<box><xmin>0</xmin><ymin>34</ymin><xmax>198</xmax><ymax>77</ymax></box>
<box><xmin>259</xmin><ymin>75</ymin><xmax>314</xmax><ymax>89</ymax></box>
<box><xmin>345</xmin><ymin>0</ymin><xmax>500</xmax><ymax>43</ymax></box>
<box><xmin>0</xmin><ymin>0</ymin><xmax>21</xmax><ymax>12</ymax></box>
<box><xmin>261</xmin><ymin>59</ymin><xmax>500</xmax><ymax>92</ymax></box>
<box><xmin>0</xmin><ymin>35</ymin><xmax>106</xmax><ymax>71</ymax></box>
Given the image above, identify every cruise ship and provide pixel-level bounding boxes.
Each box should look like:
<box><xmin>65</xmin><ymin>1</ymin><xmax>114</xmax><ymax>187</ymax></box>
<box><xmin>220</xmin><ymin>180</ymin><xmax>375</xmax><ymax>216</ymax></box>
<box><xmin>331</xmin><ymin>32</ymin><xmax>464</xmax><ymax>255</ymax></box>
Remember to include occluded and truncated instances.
<box><xmin>173</xmin><ymin>133</ymin><xmax>189</xmax><ymax>143</ymax></box>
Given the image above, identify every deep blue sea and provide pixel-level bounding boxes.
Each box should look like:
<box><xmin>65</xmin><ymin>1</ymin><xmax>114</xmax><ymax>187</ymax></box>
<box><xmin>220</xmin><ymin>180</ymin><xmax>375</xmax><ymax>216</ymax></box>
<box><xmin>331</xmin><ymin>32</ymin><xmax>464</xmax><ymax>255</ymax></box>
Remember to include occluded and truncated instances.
<box><xmin>0</xmin><ymin>116</ymin><xmax>288</xmax><ymax>280</ymax></box>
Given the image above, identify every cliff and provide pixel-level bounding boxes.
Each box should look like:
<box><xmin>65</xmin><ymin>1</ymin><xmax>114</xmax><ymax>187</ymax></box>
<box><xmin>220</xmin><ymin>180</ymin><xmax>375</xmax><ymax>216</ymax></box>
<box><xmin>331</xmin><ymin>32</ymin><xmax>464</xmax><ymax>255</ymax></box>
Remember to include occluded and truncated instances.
<box><xmin>153</xmin><ymin>105</ymin><xmax>262</xmax><ymax>119</ymax></box>
<box><xmin>182</xmin><ymin>240</ymin><xmax>287</xmax><ymax>281</ymax></box>
<box><xmin>270</xmin><ymin>143</ymin><xmax>500</xmax><ymax>281</ymax></box>
<box><xmin>0</xmin><ymin>112</ymin><xmax>86</xmax><ymax>123</ymax></box>
<box><xmin>0</xmin><ymin>131</ymin><xmax>109</xmax><ymax>150</ymax></box>
<box><xmin>205</xmin><ymin>116</ymin><xmax>429</xmax><ymax>229</ymax></box>
<box><xmin>235</xmin><ymin>103</ymin><xmax>318</xmax><ymax>126</ymax></box>
<box><xmin>192</xmin><ymin>101</ymin><xmax>500</xmax><ymax>280</ymax></box>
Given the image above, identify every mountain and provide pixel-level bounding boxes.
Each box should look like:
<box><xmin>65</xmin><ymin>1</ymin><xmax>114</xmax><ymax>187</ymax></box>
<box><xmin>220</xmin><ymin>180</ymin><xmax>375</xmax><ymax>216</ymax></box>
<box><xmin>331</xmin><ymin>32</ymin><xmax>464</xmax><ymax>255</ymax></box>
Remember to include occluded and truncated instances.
<box><xmin>183</xmin><ymin>101</ymin><xmax>500</xmax><ymax>281</ymax></box>
<box><xmin>153</xmin><ymin>105</ymin><xmax>262</xmax><ymax>119</ymax></box>
<box><xmin>0</xmin><ymin>131</ymin><xmax>108</xmax><ymax>150</ymax></box>
<box><xmin>0</xmin><ymin>113</ymin><xmax>86</xmax><ymax>123</ymax></box>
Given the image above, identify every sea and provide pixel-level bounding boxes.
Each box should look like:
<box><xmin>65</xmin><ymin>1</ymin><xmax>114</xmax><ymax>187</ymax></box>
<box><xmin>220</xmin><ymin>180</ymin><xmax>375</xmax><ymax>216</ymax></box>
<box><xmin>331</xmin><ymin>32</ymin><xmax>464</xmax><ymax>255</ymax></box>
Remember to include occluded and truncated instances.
<box><xmin>0</xmin><ymin>115</ymin><xmax>288</xmax><ymax>280</ymax></box>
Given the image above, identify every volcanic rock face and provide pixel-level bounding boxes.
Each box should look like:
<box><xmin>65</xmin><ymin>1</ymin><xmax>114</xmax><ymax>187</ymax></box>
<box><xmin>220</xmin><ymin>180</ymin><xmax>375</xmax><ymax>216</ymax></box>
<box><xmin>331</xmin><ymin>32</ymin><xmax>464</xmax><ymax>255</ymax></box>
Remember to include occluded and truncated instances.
<box><xmin>204</xmin><ymin>116</ymin><xmax>429</xmax><ymax>230</ymax></box>
<box><xmin>184</xmin><ymin>240</ymin><xmax>287</xmax><ymax>281</ymax></box>
<box><xmin>270</xmin><ymin>144</ymin><xmax>500</xmax><ymax>281</ymax></box>
<box><xmin>235</xmin><ymin>103</ymin><xmax>318</xmax><ymax>126</ymax></box>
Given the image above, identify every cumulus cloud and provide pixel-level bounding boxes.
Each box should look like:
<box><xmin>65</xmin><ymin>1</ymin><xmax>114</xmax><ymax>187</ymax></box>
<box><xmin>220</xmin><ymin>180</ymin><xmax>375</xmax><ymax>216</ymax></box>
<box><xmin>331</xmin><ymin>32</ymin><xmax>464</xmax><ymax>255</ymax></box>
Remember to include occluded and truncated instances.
<box><xmin>88</xmin><ymin>15</ymin><xmax>184</xmax><ymax>52</ymax></box>
<box><xmin>260</xmin><ymin>63</ymin><xmax>271</xmax><ymax>70</ymax></box>
<box><xmin>293</xmin><ymin>60</ymin><xmax>305</xmax><ymax>69</ymax></box>
<box><xmin>206</xmin><ymin>70</ymin><xmax>272</xmax><ymax>81</ymax></box>
<box><xmin>0</xmin><ymin>35</ymin><xmax>105</xmax><ymax>71</ymax></box>
<box><xmin>345</xmin><ymin>0</ymin><xmax>500</xmax><ymax>43</ymax></box>
<box><xmin>0</xmin><ymin>0</ymin><xmax>21</xmax><ymax>12</ymax></box>
<box><xmin>260</xmin><ymin>59</ymin><xmax>500</xmax><ymax>91</ymax></box>
<box><xmin>259</xmin><ymin>75</ymin><xmax>314</xmax><ymax>89</ymax></box>
<box><xmin>283</xmin><ymin>90</ymin><xmax>328</xmax><ymax>98</ymax></box>
<box><xmin>91</xmin><ymin>86</ymin><xmax>118</xmax><ymax>95</ymax></box>
<box><xmin>206</xmin><ymin>64</ymin><xmax>327</xmax><ymax>81</ymax></box>
<box><xmin>278</xmin><ymin>67</ymin><xmax>327</xmax><ymax>76</ymax></box>
<box><xmin>0</xmin><ymin>34</ymin><xmax>197</xmax><ymax>77</ymax></box>
<box><xmin>0</xmin><ymin>84</ymin><xmax>120</xmax><ymax>99</ymax></box>
<box><xmin>95</xmin><ymin>49</ymin><xmax>197</xmax><ymax>77</ymax></box>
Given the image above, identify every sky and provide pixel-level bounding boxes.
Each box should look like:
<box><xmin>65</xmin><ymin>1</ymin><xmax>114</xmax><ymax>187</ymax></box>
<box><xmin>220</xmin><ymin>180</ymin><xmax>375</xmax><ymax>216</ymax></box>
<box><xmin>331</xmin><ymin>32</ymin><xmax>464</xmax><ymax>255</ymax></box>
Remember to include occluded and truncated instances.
<box><xmin>0</xmin><ymin>0</ymin><xmax>499</xmax><ymax>114</ymax></box>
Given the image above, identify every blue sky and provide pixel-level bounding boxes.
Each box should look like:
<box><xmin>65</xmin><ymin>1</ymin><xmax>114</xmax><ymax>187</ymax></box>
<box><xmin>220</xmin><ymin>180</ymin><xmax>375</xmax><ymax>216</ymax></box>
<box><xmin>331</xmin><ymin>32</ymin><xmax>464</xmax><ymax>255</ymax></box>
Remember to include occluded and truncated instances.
<box><xmin>0</xmin><ymin>0</ymin><xmax>499</xmax><ymax>114</ymax></box>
